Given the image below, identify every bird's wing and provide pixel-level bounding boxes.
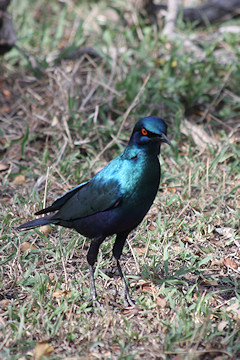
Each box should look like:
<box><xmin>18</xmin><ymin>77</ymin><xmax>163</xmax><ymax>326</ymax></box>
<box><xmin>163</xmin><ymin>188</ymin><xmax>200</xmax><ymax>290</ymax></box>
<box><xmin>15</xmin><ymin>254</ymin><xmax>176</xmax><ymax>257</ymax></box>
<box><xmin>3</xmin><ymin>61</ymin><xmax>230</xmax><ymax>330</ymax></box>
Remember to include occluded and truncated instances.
<box><xmin>56</xmin><ymin>177</ymin><xmax>122</xmax><ymax>220</ymax></box>
<box><xmin>36</xmin><ymin>178</ymin><xmax>122</xmax><ymax>221</ymax></box>
<box><xmin>35</xmin><ymin>181</ymin><xmax>89</xmax><ymax>215</ymax></box>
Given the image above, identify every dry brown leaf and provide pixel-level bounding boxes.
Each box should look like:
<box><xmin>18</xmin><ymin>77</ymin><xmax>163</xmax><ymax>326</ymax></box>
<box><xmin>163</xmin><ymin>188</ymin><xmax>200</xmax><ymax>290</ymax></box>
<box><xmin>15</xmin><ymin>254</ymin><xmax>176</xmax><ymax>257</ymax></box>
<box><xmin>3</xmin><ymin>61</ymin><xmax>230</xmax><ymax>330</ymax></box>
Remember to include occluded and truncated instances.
<box><xmin>90</xmin><ymin>352</ymin><xmax>102</xmax><ymax>359</ymax></box>
<box><xmin>49</xmin><ymin>273</ymin><xmax>57</xmax><ymax>282</ymax></box>
<box><xmin>0</xmin><ymin>299</ymin><xmax>11</xmax><ymax>309</ymax></box>
<box><xmin>223</xmin><ymin>258</ymin><xmax>238</xmax><ymax>269</ymax></box>
<box><xmin>47</xmin><ymin>275</ymin><xmax>56</xmax><ymax>289</ymax></box>
<box><xmin>135</xmin><ymin>248</ymin><xmax>154</xmax><ymax>256</ymax></box>
<box><xmin>192</xmin><ymin>205</ymin><xmax>201</xmax><ymax>212</ymax></box>
<box><xmin>182</xmin><ymin>236</ymin><xmax>193</xmax><ymax>243</ymax></box>
<box><xmin>0</xmin><ymin>163</ymin><xmax>9</xmax><ymax>171</ymax></box>
<box><xmin>210</xmin><ymin>296</ymin><xmax>218</xmax><ymax>306</ymax></box>
<box><xmin>156</xmin><ymin>296</ymin><xmax>167</xmax><ymax>307</ymax></box>
<box><xmin>110</xmin><ymin>345</ymin><xmax>121</xmax><ymax>351</ymax></box>
<box><xmin>226</xmin><ymin>302</ymin><xmax>240</xmax><ymax>320</ymax></box>
<box><xmin>2</xmin><ymin>88</ymin><xmax>11</xmax><ymax>98</ymax></box>
<box><xmin>135</xmin><ymin>248</ymin><xmax>146</xmax><ymax>256</ymax></box>
<box><xmin>203</xmin><ymin>211</ymin><xmax>212</xmax><ymax>217</ymax></box>
<box><xmin>210</xmin><ymin>238</ymin><xmax>224</xmax><ymax>245</ymax></box>
<box><xmin>140</xmin><ymin>281</ymin><xmax>153</xmax><ymax>293</ymax></box>
<box><xmin>21</xmin><ymin>242</ymin><xmax>38</xmax><ymax>252</ymax></box>
<box><xmin>142</xmin><ymin>285</ymin><xmax>152</xmax><ymax>293</ymax></box>
<box><xmin>167</xmin><ymin>186</ymin><xmax>176</xmax><ymax>194</ymax></box>
<box><xmin>218</xmin><ymin>320</ymin><xmax>228</xmax><ymax>332</ymax></box>
<box><xmin>0</xmin><ymin>106</ymin><xmax>10</xmax><ymax>113</ymax></box>
<box><xmin>214</xmin><ymin>227</ymin><xmax>235</xmax><ymax>238</ymax></box>
<box><xmin>180</xmin><ymin>118</ymin><xmax>219</xmax><ymax>149</ymax></box>
<box><xmin>199</xmin><ymin>279</ymin><xmax>218</xmax><ymax>286</ymax></box>
<box><xmin>121</xmin><ymin>307</ymin><xmax>139</xmax><ymax>315</ymax></box>
<box><xmin>140</xmin><ymin>282</ymin><xmax>167</xmax><ymax>306</ymax></box>
<box><xmin>211</xmin><ymin>258</ymin><xmax>222</xmax><ymax>266</ymax></box>
<box><xmin>52</xmin><ymin>289</ymin><xmax>71</xmax><ymax>299</ymax></box>
<box><xmin>148</xmin><ymin>223</ymin><xmax>156</xmax><ymax>231</ymax></box>
<box><xmin>40</xmin><ymin>225</ymin><xmax>52</xmax><ymax>236</ymax></box>
<box><xmin>2</xmin><ymin>197</ymin><xmax>10</xmax><ymax>204</ymax></box>
<box><xmin>33</xmin><ymin>341</ymin><xmax>54</xmax><ymax>360</ymax></box>
<box><xmin>226</xmin><ymin>303</ymin><xmax>240</xmax><ymax>312</ymax></box>
<box><xmin>51</xmin><ymin>115</ymin><xmax>59</xmax><ymax>127</ymax></box>
<box><xmin>219</xmin><ymin>25</ymin><xmax>240</xmax><ymax>34</ymax></box>
<box><xmin>12</xmin><ymin>174</ymin><xmax>25</xmax><ymax>185</ymax></box>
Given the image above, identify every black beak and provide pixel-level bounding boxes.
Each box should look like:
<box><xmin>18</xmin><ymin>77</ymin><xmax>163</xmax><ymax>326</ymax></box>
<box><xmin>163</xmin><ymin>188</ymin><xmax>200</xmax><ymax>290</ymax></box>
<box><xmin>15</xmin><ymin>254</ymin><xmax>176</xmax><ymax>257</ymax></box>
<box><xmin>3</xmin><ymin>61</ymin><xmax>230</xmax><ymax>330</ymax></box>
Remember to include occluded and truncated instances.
<box><xmin>161</xmin><ymin>133</ymin><xmax>171</xmax><ymax>145</ymax></box>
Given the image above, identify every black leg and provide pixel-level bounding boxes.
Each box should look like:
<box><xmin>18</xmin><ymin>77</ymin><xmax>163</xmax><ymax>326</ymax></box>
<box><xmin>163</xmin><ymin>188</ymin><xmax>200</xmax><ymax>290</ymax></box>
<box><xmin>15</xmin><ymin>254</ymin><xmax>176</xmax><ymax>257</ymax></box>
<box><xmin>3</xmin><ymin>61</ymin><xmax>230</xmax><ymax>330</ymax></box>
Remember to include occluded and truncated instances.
<box><xmin>116</xmin><ymin>258</ymin><xmax>135</xmax><ymax>307</ymax></box>
<box><xmin>88</xmin><ymin>263</ymin><xmax>97</xmax><ymax>301</ymax></box>
<box><xmin>113</xmin><ymin>232</ymin><xmax>135</xmax><ymax>307</ymax></box>
<box><xmin>87</xmin><ymin>236</ymin><xmax>105</xmax><ymax>307</ymax></box>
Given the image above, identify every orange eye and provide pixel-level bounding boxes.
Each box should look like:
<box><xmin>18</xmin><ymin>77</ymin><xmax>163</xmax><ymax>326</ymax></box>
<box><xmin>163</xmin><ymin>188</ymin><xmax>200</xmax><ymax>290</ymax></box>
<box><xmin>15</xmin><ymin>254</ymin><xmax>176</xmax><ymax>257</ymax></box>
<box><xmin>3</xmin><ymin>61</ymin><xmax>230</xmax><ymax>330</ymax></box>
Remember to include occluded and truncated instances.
<box><xmin>141</xmin><ymin>128</ymin><xmax>148</xmax><ymax>136</ymax></box>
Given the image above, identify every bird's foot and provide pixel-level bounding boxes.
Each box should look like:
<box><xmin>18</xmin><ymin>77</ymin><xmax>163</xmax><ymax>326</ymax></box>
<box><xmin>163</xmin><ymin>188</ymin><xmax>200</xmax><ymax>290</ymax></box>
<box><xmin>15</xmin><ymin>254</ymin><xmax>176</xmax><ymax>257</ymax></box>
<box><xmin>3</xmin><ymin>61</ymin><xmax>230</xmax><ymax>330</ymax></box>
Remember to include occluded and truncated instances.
<box><xmin>90</xmin><ymin>298</ymin><xmax>105</xmax><ymax>309</ymax></box>
<box><xmin>115</xmin><ymin>259</ymin><xmax>136</xmax><ymax>307</ymax></box>
<box><xmin>122</xmin><ymin>290</ymin><xmax>136</xmax><ymax>308</ymax></box>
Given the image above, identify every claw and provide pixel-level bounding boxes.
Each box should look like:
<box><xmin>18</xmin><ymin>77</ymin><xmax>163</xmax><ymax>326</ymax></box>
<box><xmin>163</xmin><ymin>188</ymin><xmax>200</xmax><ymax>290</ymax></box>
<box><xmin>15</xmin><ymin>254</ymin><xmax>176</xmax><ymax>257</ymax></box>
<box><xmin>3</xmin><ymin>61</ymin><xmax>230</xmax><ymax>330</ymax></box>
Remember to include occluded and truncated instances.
<box><xmin>116</xmin><ymin>259</ymin><xmax>135</xmax><ymax>307</ymax></box>
<box><xmin>92</xmin><ymin>299</ymin><xmax>105</xmax><ymax>309</ymax></box>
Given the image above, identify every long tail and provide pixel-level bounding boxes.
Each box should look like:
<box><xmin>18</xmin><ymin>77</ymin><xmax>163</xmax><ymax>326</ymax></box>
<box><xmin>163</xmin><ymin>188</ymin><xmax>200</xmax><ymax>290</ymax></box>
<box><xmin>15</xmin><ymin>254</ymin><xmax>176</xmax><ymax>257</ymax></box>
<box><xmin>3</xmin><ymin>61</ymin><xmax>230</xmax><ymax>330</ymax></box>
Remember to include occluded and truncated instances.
<box><xmin>16</xmin><ymin>214</ymin><xmax>58</xmax><ymax>231</ymax></box>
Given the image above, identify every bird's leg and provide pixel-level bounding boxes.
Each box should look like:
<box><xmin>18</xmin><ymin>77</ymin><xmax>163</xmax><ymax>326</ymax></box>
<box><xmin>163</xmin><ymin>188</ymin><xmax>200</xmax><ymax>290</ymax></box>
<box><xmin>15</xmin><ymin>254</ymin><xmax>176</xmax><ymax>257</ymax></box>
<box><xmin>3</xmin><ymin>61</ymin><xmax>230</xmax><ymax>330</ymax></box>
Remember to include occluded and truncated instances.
<box><xmin>87</xmin><ymin>236</ymin><xmax>105</xmax><ymax>307</ymax></box>
<box><xmin>113</xmin><ymin>232</ymin><xmax>135</xmax><ymax>307</ymax></box>
<box><xmin>88</xmin><ymin>263</ymin><xmax>98</xmax><ymax>303</ymax></box>
<box><xmin>116</xmin><ymin>258</ymin><xmax>135</xmax><ymax>307</ymax></box>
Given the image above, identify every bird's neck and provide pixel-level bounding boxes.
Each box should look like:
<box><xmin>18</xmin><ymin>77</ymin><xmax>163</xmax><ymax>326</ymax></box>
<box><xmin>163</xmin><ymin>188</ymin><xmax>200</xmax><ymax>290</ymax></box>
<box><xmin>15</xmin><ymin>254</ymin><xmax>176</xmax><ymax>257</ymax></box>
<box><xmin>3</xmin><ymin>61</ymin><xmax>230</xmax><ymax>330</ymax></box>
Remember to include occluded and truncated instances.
<box><xmin>124</xmin><ymin>141</ymin><xmax>161</xmax><ymax>159</ymax></box>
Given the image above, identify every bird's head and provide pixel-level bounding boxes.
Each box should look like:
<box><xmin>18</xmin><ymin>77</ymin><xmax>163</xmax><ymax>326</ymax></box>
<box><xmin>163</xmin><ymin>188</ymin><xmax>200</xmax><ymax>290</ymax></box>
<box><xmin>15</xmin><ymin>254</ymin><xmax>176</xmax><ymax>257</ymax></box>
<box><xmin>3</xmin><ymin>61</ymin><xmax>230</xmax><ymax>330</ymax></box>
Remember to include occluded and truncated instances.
<box><xmin>129</xmin><ymin>116</ymin><xmax>170</xmax><ymax>155</ymax></box>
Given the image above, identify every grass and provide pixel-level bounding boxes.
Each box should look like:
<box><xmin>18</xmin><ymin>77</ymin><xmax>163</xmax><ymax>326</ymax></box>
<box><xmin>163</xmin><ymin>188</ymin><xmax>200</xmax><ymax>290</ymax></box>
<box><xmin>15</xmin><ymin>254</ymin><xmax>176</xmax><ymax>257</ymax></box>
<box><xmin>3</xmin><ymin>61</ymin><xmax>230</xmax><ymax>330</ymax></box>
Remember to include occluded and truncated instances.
<box><xmin>1</xmin><ymin>0</ymin><xmax>240</xmax><ymax>359</ymax></box>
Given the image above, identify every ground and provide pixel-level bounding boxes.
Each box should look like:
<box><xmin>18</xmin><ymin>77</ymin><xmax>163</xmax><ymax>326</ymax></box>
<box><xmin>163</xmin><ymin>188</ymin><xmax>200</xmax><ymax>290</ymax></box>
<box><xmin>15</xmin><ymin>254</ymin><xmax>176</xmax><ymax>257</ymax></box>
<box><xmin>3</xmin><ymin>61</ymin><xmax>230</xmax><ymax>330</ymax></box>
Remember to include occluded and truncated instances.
<box><xmin>0</xmin><ymin>1</ymin><xmax>240</xmax><ymax>359</ymax></box>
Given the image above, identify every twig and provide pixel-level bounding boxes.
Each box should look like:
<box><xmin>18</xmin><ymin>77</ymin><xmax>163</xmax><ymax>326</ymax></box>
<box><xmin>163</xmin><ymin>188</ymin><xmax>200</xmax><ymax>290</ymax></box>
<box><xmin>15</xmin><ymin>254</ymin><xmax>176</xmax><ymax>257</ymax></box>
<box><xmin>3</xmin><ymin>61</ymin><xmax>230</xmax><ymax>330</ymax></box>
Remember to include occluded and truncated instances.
<box><xmin>206</xmin><ymin>157</ymin><xmax>209</xmax><ymax>189</ymax></box>
<box><xmin>163</xmin><ymin>0</ymin><xmax>181</xmax><ymax>36</ymax></box>
<box><xmin>61</xmin><ymin>252</ymin><xmax>70</xmax><ymax>291</ymax></box>
<box><xmin>199</xmin><ymin>67</ymin><xmax>234</xmax><ymax>123</ymax></box>
<box><xmin>126</xmin><ymin>237</ymin><xmax>140</xmax><ymax>274</ymax></box>
<box><xmin>188</xmin><ymin>168</ymin><xmax>192</xmax><ymax>198</ymax></box>
<box><xmin>62</xmin><ymin>114</ymin><xmax>73</xmax><ymax>148</ymax></box>
<box><xmin>43</xmin><ymin>167</ymin><xmax>50</xmax><ymax>209</ymax></box>
<box><xmin>79</xmin><ymin>84</ymin><xmax>99</xmax><ymax>112</ymax></box>
<box><xmin>93</xmin><ymin>105</ymin><xmax>103</xmax><ymax>150</ymax></box>
<box><xmin>144</xmin><ymin>232</ymin><xmax>152</xmax><ymax>261</ymax></box>
<box><xmin>54</xmin><ymin>138</ymin><xmax>68</xmax><ymax>168</ymax></box>
<box><xmin>177</xmin><ymin>202</ymin><xmax>190</xmax><ymax>220</ymax></box>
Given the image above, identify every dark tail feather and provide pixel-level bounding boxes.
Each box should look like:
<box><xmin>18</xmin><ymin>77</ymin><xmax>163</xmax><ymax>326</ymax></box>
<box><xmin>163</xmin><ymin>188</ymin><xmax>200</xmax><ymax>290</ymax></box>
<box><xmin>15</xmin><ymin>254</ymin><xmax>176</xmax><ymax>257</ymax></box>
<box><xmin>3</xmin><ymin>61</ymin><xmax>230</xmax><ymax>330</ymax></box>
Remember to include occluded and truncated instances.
<box><xmin>16</xmin><ymin>214</ymin><xmax>58</xmax><ymax>231</ymax></box>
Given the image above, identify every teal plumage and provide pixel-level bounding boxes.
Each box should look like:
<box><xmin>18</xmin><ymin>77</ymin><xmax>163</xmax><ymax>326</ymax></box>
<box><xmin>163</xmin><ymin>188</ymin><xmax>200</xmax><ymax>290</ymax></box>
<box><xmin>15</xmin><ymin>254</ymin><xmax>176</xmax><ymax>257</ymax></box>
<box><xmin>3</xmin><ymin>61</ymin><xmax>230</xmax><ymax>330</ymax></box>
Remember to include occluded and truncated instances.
<box><xmin>17</xmin><ymin>116</ymin><xmax>170</xmax><ymax>306</ymax></box>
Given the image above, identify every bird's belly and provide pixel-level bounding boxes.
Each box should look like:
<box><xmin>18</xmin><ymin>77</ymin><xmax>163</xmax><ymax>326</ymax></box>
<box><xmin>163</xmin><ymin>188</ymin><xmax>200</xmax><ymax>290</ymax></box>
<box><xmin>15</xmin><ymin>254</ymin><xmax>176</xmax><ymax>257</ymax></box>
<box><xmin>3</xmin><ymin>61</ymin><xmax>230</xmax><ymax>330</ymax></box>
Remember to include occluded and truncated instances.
<box><xmin>69</xmin><ymin>193</ymin><xmax>155</xmax><ymax>239</ymax></box>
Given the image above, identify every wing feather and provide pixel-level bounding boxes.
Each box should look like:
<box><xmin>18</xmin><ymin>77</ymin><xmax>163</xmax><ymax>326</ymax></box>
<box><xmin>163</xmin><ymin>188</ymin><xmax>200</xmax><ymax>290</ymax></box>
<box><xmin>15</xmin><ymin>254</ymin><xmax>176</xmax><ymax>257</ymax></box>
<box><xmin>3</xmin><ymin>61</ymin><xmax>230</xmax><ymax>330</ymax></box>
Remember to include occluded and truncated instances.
<box><xmin>36</xmin><ymin>178</ymin><xmax>122</xmax><ymax>221</ymax></box>
<box><xmin>56</xmin><ymin>178</ymin><xmax>121</xmax><ymax>220</ymax></box>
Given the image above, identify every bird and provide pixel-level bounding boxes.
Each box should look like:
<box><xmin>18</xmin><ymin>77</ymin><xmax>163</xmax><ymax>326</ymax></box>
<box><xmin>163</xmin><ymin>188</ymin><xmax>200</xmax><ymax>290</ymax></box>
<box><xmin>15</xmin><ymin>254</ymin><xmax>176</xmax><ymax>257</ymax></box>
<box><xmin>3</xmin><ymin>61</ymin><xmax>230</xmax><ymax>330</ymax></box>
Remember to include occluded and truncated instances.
<box><xmin>17</xmin><ymin>116</ymin><xmax>170</xmax><ymax>307</ymax></box>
